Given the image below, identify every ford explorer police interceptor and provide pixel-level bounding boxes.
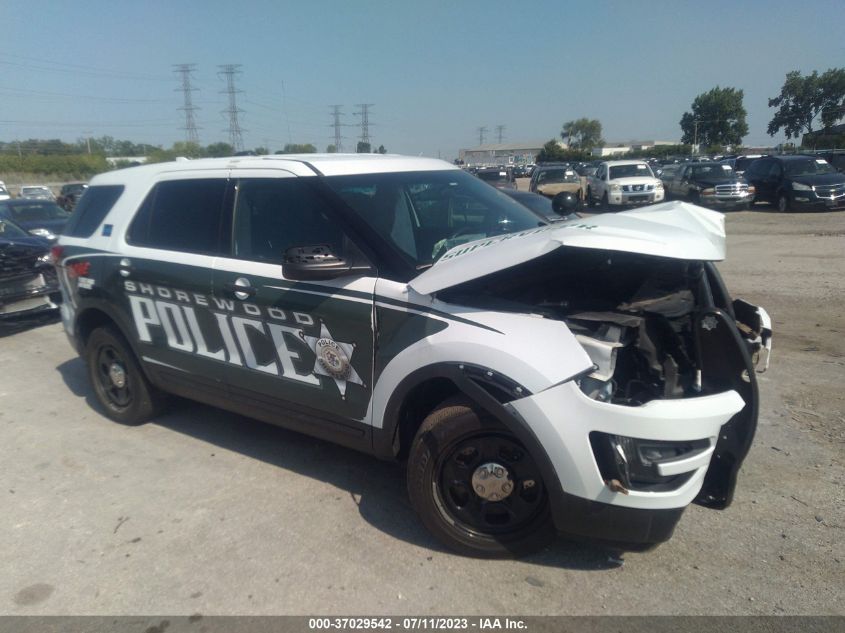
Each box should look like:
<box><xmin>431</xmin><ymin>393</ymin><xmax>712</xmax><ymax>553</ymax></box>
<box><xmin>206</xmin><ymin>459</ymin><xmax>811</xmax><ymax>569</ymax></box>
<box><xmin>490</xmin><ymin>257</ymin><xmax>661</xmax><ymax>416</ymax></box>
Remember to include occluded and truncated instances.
<box><xmin>54</xmin><ymin>154</ymin><xmax>772</xmax><ymax>557</ymax></box>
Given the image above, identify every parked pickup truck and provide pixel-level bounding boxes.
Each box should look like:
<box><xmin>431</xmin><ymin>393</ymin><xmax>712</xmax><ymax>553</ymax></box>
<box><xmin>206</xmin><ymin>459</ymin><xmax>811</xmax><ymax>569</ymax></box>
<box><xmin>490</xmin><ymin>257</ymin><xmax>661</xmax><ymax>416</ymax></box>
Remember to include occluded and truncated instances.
<box><xmin>586</xmin><ymin>160</ymin><xmax>665</xmax><ymax>210</ymax></box>
<box><xmin>662</xmin><ymin>162</ymin><xmax>754</xmax><ymax>210</ymax></box>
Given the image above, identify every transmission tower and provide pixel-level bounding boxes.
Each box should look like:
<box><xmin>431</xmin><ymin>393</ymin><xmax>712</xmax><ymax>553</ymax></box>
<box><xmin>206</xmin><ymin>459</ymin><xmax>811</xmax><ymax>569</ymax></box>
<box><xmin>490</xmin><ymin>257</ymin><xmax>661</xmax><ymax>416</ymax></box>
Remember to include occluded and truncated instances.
<box><xmin>495</xmin><ymin>125</ymin><xmax>506</xmax><ymax>144</ymax></box>
<box><xmin>477</xmin><ymin>126</ymin><xmax>488</xmax><ymax>146</ymax></box>
<box><xmin>329</xmin><ymin>105</ymin><xmax>346</xmax><ymax>152</ymax></box>
<box><xmin>354</xmin><ymin>103</ymin><xmax>374</xmax><ymax>147</ymax></box>
<box><xmin>218</xmin><ymin>64</ymin><xmax>245</xmax><ymax>151</ymax></box>
<box><xmin>173</xmin><ymin>64</ymin><xmax>200</xmax><ymax>144</ymax></box>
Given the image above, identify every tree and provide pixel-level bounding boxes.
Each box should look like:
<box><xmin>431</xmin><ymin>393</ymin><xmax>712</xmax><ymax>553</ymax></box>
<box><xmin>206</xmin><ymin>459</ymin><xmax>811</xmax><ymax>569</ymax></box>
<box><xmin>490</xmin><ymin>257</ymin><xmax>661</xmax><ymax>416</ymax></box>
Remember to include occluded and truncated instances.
<box><xmin>205</xmin><ymin>142</ymin><xmax>234</xmax><ymax>157</ymax></box>
<box><xmin>170</xmin><ymin>141</ymin><xmax>203</xmax><ymax>158</ymax></box>
<box><xmin>767</xmin><ymin>69</ymin><xmax>845</xmax><ymax>139</ymax></box>
<box><xmin>561</xmin><ymin>118</ymin><xmax>603</xmax><ymax>150</ymax></box>
<box><xmin>377</xmin><ymin>144</ymin><xmax>387</xmax><ymax>154</ymax></box>
<box><xmin>326</xmin><ymin>144</ymin><xmax>337</xmax><ymax>153</ymax></box>
<box><xmin>253</xmin><ymin>146</ymin><xmax>269</xmax><ymax>155</ymax></box>
<box><xmin>535</xmin><ymin>139</ymin><xmax>588</xmax><ymax>163</ymax></box>
<box><xmin>679</xmin><ymin>86</ymin><xmax>748</xmax><ymax>147</ymax></box>
<box><xmin>276</xmin><ymin>143</ymin><xmax>317</xmax><ymax>154</ymax></box>
<box><xmin>356</xmin><ymin>141</ymin><xmax>371</xmax><ymax>153</ymax></box>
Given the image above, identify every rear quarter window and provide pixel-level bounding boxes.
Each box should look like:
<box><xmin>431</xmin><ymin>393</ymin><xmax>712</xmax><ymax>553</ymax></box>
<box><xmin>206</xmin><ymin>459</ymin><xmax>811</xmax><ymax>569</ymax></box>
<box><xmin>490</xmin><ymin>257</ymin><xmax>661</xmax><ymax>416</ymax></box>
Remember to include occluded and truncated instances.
<box><xmin>62</xmin><ymin>185</ymin><xmax>124</xmax><ymax>238</ymax></box>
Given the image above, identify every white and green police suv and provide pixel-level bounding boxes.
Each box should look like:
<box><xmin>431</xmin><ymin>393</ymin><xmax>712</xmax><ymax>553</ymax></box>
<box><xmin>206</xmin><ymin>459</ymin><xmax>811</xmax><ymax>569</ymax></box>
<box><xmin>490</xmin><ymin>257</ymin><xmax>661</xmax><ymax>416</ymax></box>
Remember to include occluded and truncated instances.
<box><xmin>55</xmin><ymin>154</ymin><xmax>772</xmax><ymax>557</ymax></box>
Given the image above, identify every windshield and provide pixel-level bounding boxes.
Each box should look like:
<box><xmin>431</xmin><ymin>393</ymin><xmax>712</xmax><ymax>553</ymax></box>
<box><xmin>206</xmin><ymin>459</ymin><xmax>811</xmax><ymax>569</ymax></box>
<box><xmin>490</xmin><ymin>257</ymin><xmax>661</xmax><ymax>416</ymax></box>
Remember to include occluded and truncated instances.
<box><xmin>537</xmin><ymin>168</ymin><xmax>579</xmax><ymax>184</ymax></box>
<box><xmin>0</xmin><ymin>218</ymin><xmax>29</xmax><ymax>239</ymax></box>
<box><xmin>609</xmin><ymin>164</ymin><xmax>654</xmax><ymax>179</ymax></box>
<box><xmin>692</xmin><ymin>164</ymin><xmax>734</xmax><ymax>178</ymax></box>
<box><xmin>784</xmin><ymin>159</ymin><xmax>836</xmax><ymax>177</ymax></box>
<box><xmin>2</xmin><ymin>201</ymin><xmax>69</xmax><ymax>222</ymax></box>
<box><xmin>324</xmin><ymin>169</ymin><xmax>546</xmax><ymax>267</ymax></box>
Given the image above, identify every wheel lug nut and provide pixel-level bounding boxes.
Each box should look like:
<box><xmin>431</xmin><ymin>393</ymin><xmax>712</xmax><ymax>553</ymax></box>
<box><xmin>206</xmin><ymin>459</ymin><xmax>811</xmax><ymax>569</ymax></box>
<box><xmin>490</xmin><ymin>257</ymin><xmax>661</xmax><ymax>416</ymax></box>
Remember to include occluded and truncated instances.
<box><xmin>494</xmin><ymin>467</ymin><xmax>504</xmax><ymax>478</ymax></box>
<box><xmin>475</xmin><ymin>485</ymin><xmax>484</xmax><ymax>494</ymax></box>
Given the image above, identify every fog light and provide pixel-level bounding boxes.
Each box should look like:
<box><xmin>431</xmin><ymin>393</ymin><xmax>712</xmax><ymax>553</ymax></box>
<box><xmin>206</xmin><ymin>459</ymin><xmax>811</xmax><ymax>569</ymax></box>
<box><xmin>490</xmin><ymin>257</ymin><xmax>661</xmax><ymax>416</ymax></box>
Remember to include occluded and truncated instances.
<box><xmin>590</xmin><ymin>432</ymin><xmax>710</xmax><ymax>492</ymax></box>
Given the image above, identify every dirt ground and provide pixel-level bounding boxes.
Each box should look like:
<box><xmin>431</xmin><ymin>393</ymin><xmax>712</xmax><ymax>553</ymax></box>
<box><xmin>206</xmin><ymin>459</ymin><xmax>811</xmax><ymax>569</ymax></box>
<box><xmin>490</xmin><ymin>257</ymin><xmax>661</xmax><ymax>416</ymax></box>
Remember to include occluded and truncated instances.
<box><xmin>0</xmin><ymin>196</ymin><xmax>842</xmax><ymax>615</ymax></box>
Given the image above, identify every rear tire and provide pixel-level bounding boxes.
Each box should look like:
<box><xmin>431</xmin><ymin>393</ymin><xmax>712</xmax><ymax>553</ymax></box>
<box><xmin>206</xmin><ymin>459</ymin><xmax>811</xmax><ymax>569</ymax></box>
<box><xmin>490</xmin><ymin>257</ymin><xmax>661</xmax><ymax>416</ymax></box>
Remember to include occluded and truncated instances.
<box><xmin>86</xmin><ymin>326</ymin><xmax>165</xmax><ymax>425</ymax></box>
<box><xmin>407</xmin><ymin>400</ymin><xmax>554</xmax><ymax>558</ymax></box>
<box><xmin>777</xmin><ymin>193</ymin><xmax>790</xmax><ymax>213</ymax></box>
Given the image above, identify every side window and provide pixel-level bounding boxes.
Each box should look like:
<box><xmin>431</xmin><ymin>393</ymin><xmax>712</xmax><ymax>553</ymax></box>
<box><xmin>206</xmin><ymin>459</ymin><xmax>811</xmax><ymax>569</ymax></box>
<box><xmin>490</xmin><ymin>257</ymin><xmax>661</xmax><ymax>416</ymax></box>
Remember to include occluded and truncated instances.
<box><xmin>232</xmin><ymin>178</ymin><xmax>345</xmax><ymax>263</ymax></box>
<box><xmin>745</xmin><ymin>160</ymin><xmax>763</xmax><ymax>178</ymax></box>
<box><xmin>62</xmin><ymin>185</ymin><xmax>124</xmax><ymax>238</ymax></box>
<box><xmin>128</xmin><ymin>179</ymin><xmax>228</xmax><ymax>254</ymax></box>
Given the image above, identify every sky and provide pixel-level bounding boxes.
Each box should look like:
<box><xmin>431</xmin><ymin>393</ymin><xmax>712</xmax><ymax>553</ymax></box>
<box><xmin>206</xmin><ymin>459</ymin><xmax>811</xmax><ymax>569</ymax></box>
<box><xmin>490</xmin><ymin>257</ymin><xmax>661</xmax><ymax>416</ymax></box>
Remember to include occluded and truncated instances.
<box><xmin>1</xmin><ymin>0</ymin><xmax>843</xmax><ymax>159</ymax></box>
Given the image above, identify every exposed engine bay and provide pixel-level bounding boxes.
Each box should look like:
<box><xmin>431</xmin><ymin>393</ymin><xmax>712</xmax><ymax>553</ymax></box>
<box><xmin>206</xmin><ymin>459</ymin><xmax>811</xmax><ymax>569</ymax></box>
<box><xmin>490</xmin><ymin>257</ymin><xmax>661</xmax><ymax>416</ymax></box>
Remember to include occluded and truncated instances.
<box><xmin>439</xmin><ymin>247</ymin><xmax>769</xmax><ymax>407</ymax></box>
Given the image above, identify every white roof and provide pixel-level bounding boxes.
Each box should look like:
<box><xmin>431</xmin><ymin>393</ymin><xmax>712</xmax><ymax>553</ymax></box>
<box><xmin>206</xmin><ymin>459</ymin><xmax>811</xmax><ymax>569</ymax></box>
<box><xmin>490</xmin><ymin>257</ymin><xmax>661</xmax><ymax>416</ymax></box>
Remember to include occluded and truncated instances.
<box><xmin>91</xmin><ymin>153</ymin><xmax>458</xmax><ymax>185</ymax></box>
<box><xmin>601</xmin><ymin>159</ymin><xmax>651</xmax><ymax>167</ymax></box>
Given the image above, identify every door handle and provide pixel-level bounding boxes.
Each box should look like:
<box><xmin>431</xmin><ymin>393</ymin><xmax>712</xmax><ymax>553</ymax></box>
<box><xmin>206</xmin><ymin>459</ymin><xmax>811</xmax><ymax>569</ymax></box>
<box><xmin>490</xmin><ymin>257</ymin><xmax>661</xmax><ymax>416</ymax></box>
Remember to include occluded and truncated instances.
<box><xmin>224</xmin><ymin>277</ymin><xmax>257</xmax><ymax>299</ymax></box>
<box><xmin>119</xmin><ymin>258</ymin><xmax>132</xmax><ymax>278</ymax></box>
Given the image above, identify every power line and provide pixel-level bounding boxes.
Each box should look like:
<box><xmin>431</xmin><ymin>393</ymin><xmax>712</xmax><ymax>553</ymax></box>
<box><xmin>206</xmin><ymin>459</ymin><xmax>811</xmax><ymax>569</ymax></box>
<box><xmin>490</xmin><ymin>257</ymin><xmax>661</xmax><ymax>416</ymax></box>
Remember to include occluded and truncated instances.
<box><xmin>495</xmin><ymin>125</ymin><xmax>506</xmax><ymax>144</ymax></box>
<box><xmin>328</xmin><ymin>105</ymin><xmax>346</xmax><ymax>152</ymax></box>
<box><xmin>477</xmin><ymin>126</ymin><xmax>487</xmax><ymax>145</ymax></box>
<box><xmin>218</xmin><ymin>64</ymin><xmax>245</xmax><ymax>151</ymax></box>
<box><xmin>354</xmin><ymin>103</ymin><xmax>374</xmax><ymax>147</ymax></box>
<box><xmin>174</xmin><ymin>64</ymin><xmax>200</xmax><ymax>145</ymax></box>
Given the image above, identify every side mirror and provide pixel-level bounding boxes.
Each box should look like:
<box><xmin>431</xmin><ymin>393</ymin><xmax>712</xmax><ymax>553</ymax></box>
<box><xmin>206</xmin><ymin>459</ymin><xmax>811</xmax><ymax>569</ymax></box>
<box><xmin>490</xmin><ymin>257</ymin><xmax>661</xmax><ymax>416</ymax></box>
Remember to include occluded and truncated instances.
<box><xmin>282</xmin><ymin>244</ymin><xmax>372</xmax><ymax>281</ymax></box>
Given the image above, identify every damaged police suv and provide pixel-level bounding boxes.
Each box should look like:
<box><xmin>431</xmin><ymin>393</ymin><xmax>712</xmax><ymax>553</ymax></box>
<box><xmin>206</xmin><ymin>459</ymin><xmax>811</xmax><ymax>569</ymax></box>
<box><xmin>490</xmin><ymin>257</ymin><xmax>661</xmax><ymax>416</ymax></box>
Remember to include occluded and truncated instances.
<box><xmin>55</xmin><ymin>154</ymin><xmax>772</xmax><ymax>557</ymax></box>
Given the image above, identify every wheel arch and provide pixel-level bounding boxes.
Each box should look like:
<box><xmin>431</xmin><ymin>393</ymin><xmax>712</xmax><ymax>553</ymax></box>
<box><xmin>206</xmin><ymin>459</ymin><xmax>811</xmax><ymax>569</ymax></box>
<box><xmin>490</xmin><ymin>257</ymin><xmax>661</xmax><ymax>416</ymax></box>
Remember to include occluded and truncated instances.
<box><xmin>374</xmin><ymin>363</ymin><xmax>567</xmax><ymax>528</ymax></box>
<box><xmin>74</xmin><ymin>301</ymin><xmax>154</xmax><ymax>381</ymax></box>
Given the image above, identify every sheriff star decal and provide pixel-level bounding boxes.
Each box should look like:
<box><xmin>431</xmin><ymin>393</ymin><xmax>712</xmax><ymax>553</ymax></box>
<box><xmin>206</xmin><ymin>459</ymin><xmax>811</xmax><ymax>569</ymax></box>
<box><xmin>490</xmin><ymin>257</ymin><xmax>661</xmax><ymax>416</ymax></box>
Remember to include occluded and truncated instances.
<box><xmin>301</xmin><ymin>323</ymin><xmax>365</xmax><ymax>398</ymax></box>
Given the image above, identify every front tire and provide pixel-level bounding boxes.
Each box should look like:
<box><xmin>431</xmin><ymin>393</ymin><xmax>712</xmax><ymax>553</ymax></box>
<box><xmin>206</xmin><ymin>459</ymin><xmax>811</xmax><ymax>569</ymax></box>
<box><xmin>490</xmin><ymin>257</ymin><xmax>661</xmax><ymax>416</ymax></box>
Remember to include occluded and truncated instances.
<box><xmin>407</xmin><ymin>400</ymin><xmax>554</xmax><ymax>558</ymax></box>
<box><xmin>86</xmin><ymin>326</ymin><xmax>165</xmax><ymax>425</ymax></box>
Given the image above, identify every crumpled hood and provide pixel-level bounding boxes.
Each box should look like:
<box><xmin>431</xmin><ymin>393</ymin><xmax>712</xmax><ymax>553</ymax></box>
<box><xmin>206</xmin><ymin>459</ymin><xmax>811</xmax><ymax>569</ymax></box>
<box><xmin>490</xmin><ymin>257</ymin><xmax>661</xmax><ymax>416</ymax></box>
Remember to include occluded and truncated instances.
<box><xmin>409</xmin><ymin>200</ymin><xmax>726</xmax><ymax>295</ymax></box>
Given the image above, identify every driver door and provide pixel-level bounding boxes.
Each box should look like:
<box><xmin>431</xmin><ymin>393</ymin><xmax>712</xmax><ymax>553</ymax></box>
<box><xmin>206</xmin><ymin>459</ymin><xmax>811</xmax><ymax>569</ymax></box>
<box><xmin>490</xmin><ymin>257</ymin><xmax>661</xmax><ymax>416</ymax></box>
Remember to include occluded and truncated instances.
<box><xmin>211</xmin><ymin>171</ymin><xmax>377</xmax><ymax>448</ymax></box>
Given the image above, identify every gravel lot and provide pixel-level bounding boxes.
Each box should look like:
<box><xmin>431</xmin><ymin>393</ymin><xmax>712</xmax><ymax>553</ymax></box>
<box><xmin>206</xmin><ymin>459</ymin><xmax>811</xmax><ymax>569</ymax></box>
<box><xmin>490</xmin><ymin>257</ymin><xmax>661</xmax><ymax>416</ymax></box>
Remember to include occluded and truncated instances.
<box><xmin>0</xmin><ymin>201</ymin><xmax>842</xmax><ymax>615</ymax></box>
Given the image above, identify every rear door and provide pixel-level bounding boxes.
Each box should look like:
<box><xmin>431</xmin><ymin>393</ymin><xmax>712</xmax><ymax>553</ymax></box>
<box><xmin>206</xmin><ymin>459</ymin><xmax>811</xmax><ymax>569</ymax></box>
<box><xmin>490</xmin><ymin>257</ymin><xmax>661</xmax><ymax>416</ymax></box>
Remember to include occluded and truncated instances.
<box><xmin>211</xmin><ymin>171</ymin><xmax>377</xmax><ymax>447</ymax></box>
<box><xmin>120</xmin><ymin>170</ymin><xmax>232</xmax><ymax>392</ymax></box>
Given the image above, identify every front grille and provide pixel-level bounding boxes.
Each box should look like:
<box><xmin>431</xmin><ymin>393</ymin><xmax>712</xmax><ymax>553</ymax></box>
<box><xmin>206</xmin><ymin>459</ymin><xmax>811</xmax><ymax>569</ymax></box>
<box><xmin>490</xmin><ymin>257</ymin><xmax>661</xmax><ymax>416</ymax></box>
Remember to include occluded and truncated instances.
<box><xmin>0</xmin><ymin>246</ymin><xmax>39</xmax><ymax>279</ymax></box>
<box><xmin>715</xmin><ymin>183</ymin><xmax>748</xmax><ymax>196</ymax></box>
<box><xmin>813</xmin><ymin>183</ymin><xmax>845</xmax><ymax>198</ymax></box>
<box><xmin>622</xmin><ymin>184</ymin><xmax>654</xmax><ymax>192</ymax></box>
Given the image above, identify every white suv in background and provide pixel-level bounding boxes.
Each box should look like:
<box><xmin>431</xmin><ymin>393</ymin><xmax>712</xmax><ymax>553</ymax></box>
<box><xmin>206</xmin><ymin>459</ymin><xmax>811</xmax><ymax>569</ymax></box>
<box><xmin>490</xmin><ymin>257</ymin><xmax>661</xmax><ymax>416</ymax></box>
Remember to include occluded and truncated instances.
<box><xmin>587</xmin><ymin>160</ymin><xmax>665</xmax><ymax>209</ymax></box>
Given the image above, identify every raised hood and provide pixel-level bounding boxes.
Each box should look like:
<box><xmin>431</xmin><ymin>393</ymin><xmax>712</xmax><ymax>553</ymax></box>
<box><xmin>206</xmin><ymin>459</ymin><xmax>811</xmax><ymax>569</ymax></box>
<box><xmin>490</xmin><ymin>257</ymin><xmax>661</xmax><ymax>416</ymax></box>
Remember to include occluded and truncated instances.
<box><xmin>409</xmin><ymin>200</ymin><xmax>726</xmax><ymax>295</ymax></box>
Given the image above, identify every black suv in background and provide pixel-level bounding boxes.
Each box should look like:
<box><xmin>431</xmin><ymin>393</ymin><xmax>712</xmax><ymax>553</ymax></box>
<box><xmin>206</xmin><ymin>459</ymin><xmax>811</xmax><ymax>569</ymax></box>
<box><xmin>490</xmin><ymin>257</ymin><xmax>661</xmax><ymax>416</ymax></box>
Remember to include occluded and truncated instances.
<box><xmin>743</xmin><ymin>156</ymin><xmax>845</xmax><ymax>212</ymax></box>
<box><xmin>662</xmin><ymin>162</ymin><xmax>753</xmax><ymax>210</ymax></box>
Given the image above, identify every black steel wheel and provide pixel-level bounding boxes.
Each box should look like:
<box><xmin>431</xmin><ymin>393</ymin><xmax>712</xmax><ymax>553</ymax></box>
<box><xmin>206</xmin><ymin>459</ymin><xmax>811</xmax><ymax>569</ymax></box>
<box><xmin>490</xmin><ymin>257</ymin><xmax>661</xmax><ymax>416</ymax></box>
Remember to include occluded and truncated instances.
<box><xmin>407</xmin><ymin>400</ymin><xmax>554</xmax><ymax>558</ymax></box>
<box><xmin>86</xmin><ymin>326</ymin><xmax>164</xmax><ymax>425</ymax></box>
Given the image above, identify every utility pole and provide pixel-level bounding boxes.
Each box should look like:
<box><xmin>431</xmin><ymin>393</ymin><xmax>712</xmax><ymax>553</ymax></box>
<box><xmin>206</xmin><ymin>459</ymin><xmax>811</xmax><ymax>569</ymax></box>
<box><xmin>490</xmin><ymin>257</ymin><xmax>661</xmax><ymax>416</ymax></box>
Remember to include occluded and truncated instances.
<box><xmin>218</xmin><ymin>64</ymin><xmax>245</xmax><ymax>152</ymax></box>
<box><xmin>477</xmin><ymin>126</ymin><xmax>487</xmax><ymax>146</ymax></box>
<box><xmin>495</xmin><ymin>125</ymin><xmax>506</xmax><ymax>144</ymax></box>
<box><xmin>173</xmin><ymin>63</ymin><xmax>201</xmax><ymax>145</ymax></box>
<box><xmin>354</xmin><ymin>103</ymin><xmax>374</xmax><ymax>149</ymax></box>
<box><xmin>329</xmin><ymin>105</ymin><xmax>346</xmax><ymax>152</ymax></box>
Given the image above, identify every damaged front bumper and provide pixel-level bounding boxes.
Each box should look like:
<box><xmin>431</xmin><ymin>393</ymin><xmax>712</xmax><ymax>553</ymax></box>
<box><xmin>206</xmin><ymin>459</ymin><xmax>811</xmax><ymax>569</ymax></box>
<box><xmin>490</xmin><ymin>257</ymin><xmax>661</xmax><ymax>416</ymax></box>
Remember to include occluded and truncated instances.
<box><xmin>0</xmin><ymin>273</ymin><xmax>59</xmax><ymax>318</ymax></box>
<box><xmin>508</xmin><ymin>382</ymin><xmax>745</xmax><ymax>510</ymax></box>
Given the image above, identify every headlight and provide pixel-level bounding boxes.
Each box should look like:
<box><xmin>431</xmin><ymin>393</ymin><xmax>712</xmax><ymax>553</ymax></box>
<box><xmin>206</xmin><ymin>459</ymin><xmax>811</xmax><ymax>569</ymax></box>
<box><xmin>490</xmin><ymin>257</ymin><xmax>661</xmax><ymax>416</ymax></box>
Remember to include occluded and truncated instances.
<box><xmin>747</xmin><ymin>185</ymin><xmax>756</xmax><ymax>194</ymax></box>
<box><xmin>654</xmin><ymin>180</ymin><xmax>664</xmax><ymax>189</ymax></box>
<box><xmin>37</xmin><ymin>253</ymin><xmax>52</xmax><ymax>265</ymax></box>
<box><xmin>610</xmin><ymin>184</ymin><xmax>621</xmax><ymax>192</ymax></box>
<box><xmin>701</xmin><ymin>188</ymin><xmax>716</xmax><ymax>196</ymax></box>
<box><xmin>29</xmin><ymin>227</ymin><xmax>56</xmax><ymax>240</ymax></box>
<box><xmin>792</xmin><ymin>182</ymin><xmax>812</xmax><ymax>191</ymax></box>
